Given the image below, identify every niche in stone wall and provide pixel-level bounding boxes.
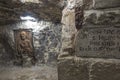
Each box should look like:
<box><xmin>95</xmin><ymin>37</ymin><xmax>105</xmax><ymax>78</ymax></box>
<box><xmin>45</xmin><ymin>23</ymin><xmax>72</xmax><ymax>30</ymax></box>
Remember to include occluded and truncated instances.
<box><xmin>75</xmin><ymin>6</ymin><xmax>84</xmax><ymax>30</ymax></box>
<box><xmin>14</xmin><ymin>29</ymin><xmax>36</xmax><ymax>67</ymax></box>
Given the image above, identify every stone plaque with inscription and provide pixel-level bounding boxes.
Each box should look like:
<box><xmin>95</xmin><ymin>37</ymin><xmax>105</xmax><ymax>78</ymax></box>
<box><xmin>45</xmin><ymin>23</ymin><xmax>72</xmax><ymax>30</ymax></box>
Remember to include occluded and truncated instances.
<box><xmin>75</xmin><ymin>27</ymin><xmax>120</xmax><ymax>58</ymax></box>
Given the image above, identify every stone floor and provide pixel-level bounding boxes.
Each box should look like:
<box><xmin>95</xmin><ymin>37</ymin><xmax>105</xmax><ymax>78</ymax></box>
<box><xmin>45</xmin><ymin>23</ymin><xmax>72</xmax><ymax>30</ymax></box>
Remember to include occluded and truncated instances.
<box><xmin>0</xmin><ymin>65</ymin><xmax>58</xmax><ymax>80</ymax></box>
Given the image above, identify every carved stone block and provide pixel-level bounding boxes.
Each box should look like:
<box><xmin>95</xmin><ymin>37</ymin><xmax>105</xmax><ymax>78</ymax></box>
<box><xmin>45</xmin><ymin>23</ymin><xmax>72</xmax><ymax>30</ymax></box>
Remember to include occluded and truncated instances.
<box><xmin>58</xmin><ymin>58</ymin><xmax>89</xmax><ymax>80</ymax></box>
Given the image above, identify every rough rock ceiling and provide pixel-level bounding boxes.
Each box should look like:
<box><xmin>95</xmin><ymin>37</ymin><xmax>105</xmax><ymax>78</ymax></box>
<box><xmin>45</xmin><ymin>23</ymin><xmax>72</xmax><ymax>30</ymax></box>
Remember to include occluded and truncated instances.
<box><xmin>0</xmin><ymin>0</ymin><xmax>65</xmax><ymax>25</ymax></box>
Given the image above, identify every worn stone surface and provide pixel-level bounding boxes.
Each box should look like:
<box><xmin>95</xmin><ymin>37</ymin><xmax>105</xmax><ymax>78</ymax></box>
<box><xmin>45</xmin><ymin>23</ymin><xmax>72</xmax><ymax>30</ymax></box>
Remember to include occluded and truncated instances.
<box><xmin>83</xmin><ymin>0</ymin><xmax>93</xmax><ymax>9</ymax></box>
<box><xmin>84</xmin><ymin>9</ymin><xmax>120</xmax><ymax>25</ymax></box>
<box><xmin>83</xmin><ymin>0</ymin><xmax>120</xmax><ymax>9</ymax></box>
<box><xmin>58</xmin><ymin>58</ymin><xmax>89</xmax><ymax>80</ymax></box>
<box><xmin>90</xmin><ymin>59</ymin><xmax>120</xmax><ymax>80</ymax></box>
<box><xmin>0</xmin><ymin>65</ymin><xmax>57</xmax><ymax>80</ymax></box>
<box><xmin>58</xmin><ymin>57</ymin><xmax>120</xmax><ymax>80</ymax></box>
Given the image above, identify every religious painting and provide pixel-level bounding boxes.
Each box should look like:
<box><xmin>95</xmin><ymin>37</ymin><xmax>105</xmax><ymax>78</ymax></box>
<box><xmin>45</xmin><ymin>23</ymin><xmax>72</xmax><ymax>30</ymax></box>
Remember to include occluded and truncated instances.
<box><xmin>14</xmin><ymin>29</ymin><xmax>35</xmax><ymax>66</ymax></box>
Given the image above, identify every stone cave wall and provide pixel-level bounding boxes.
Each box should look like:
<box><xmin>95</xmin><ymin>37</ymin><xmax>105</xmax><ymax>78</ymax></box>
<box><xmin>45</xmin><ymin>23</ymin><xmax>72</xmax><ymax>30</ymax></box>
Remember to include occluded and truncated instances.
<box><xmin>0</xmin><ymin>41</ymin><xmax>12</xmax><ymax>66</ymax></box>
<box><xmin>58</xmin><ymin>0</ymin><xmax>120</xmax><ymax>80</ymax></box>
<box><xmin>0</xmin><ymin>30</ymin><xmax>15</xmax><ymax>66</ymax></box>
<box><xmin>0</xmin><ymin>20</ymin><xmax>62</xmax><ymax>66</ymax></box>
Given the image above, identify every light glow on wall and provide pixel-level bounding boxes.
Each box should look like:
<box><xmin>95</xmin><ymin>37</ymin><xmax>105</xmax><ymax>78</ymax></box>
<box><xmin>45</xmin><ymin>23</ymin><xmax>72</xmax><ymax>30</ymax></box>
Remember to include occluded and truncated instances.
<box><xmin>20</xmin><ymin>16</ymin><xmax>36</xmax><ymax>21</ymax></box>
<box><xmin>20</xmin><ymin>0</ymin><xmax>39</xmax><ymax>3</ymax></box>
<box><xmin>20</xmin><ymin>15</ymin><xmax>48</xmax><ymax>32</ymax></box>
<box><xmin>24</xmin><ymin>20</ymin><xmax>47</xmax><ymax>32</ymax></box>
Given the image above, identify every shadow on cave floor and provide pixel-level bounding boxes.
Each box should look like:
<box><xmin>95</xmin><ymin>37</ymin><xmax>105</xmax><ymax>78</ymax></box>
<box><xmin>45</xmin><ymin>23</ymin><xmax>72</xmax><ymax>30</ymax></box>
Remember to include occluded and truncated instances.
<box><xmin>0</xmin><ymin>65</ymin><xmax>58</xmax><ymax>80</ymax></box>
